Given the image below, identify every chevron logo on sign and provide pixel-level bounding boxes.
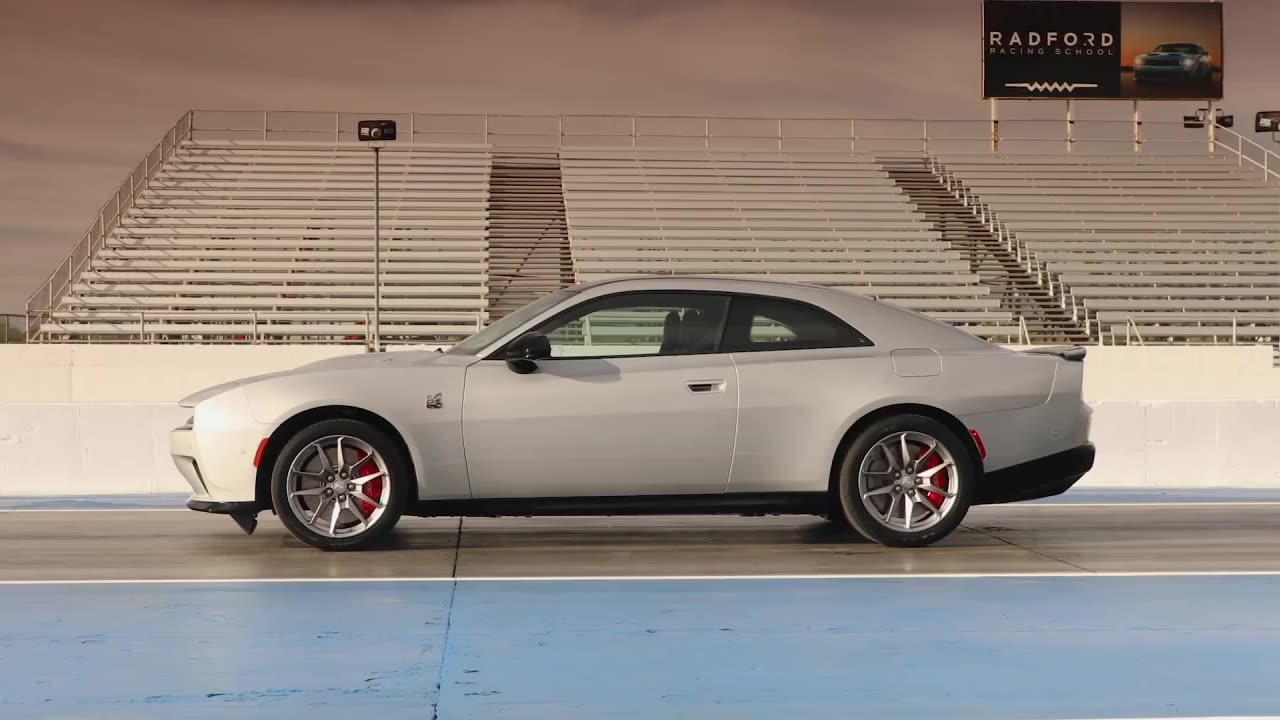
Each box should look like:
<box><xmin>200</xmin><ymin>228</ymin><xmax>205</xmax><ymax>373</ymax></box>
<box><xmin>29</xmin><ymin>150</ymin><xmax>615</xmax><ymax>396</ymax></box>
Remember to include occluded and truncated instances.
<box><xmin>1005</xmin><ymin>81</ymin><xmax>1101</xmax><ymax>92</ymax></box>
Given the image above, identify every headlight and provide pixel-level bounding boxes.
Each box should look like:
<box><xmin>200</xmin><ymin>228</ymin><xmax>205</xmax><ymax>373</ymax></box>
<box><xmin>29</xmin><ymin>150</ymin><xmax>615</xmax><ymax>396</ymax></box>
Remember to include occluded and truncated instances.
<box><xmin>1182</xmin><ymin>57</ymin><xmax>1195</xmax><ymax>68</ymax></box>
<box><xmin>1135</xmin><ymin>57</ymin><xmax>1145</xmax><ymax>66</ymax></box>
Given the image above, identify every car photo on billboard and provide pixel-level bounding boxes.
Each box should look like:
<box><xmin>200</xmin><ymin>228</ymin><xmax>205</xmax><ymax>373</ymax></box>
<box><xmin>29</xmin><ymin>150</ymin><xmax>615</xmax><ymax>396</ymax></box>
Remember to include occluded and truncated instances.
<box><xmin>1118</xmin><ymin>2</ymin><xmax>1222</xmax><ymax>99</ymax></box>
<box><xmin>1133</xmin><ymin>42</ymin><xmax>1214</xmax><ymax>85</ymax></box>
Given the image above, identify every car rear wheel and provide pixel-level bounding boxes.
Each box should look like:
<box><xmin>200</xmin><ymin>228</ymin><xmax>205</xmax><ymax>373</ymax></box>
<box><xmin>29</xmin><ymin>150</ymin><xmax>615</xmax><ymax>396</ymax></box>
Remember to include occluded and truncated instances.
<box><xmin>835</xmin><ymin>415</ymin><xmax>976</xmax><ymax>548</ymax></box>
<box><xmin>270</xmin><ymin>418</ymin><xmax>409</xmax><ymax>551</ymax></box>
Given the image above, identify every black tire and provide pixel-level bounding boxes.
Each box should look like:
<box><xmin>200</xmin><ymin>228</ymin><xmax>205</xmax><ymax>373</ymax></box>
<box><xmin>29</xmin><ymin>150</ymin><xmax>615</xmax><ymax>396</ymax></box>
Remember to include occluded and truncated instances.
<box><xmin>834</xmin><ymin>414</ymin><xmax>977</xmax><ymax>548</ymax></box>
<box><xmin>825</xmin><ymin>512</ymin><xmax>853</xmax><ymax>529</ymax></box>
<box><xmin>270</xmin><ymin>418</ymin><xmax>410</xmax><ymax>551</ymax></box>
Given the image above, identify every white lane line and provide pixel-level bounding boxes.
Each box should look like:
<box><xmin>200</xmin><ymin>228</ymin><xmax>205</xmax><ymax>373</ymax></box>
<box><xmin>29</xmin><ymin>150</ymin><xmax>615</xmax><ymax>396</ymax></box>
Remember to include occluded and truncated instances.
<box><xmin>4</xmin><ymin>570</ymin><xmax>1280</xmax><ymax>585</ymax></box>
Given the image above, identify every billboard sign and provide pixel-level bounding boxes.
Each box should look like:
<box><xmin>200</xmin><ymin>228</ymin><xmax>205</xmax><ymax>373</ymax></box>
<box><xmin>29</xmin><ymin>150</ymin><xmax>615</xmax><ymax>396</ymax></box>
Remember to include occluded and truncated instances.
<box><xmin>982</xmin><ymin>1</ymin><xmax>1223</xmax><ymax>100</ymax></box>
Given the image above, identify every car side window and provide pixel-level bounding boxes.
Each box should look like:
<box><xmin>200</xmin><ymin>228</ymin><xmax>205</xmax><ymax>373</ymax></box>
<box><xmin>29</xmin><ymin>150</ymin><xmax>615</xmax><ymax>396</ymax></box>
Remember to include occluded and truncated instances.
<box><xmin>533</xmin><ymin>292</ymin><xmax>730</xmax><ymax>358</ymax></box>
<box><xmin>722</xmin><ymin>295</ymin><xmax>872</xmax><ymax>353</ymax></box>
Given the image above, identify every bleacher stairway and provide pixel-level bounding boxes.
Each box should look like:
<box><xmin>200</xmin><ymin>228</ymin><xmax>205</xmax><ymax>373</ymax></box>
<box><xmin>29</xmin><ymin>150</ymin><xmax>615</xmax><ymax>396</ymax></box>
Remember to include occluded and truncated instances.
<box><xmin>485</xmin><ymin>153</ymin><xmax>574</xmax><ymax>319</ymax></box>
<box><xmin>879</xmin><ymin>157</ymin><xmax>1088</xmax><ymax>344</ymax></box>
<box><xmin>937</xmin><ymin>153</ymin><xmax>1280</xmax><ymax>352</ymax></box>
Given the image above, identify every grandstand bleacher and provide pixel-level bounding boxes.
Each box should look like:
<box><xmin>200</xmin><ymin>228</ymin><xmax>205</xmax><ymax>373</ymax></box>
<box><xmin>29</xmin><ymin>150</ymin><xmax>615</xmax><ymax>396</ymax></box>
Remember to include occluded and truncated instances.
<box><xmin>937</xmin><ymin>154</ymin><xmax>1280</xmax><ymax>348</ymax></box>
<box><xmin>21</xmin><ymin>111</ymin><xmax>1280</xmax><ymax>353</ymax></box>
<box><xmin>39</xmin><ymin>141</ymin><xmax>492</xmax><ymax>342</ymax></box>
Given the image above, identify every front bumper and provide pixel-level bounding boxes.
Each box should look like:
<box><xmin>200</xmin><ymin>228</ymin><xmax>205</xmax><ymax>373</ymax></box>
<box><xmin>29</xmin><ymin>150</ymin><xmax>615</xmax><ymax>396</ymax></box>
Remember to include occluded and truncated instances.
<box><xmin>188</xmin><ymin>498</ymin><xmax>261</xmax><ymax>535</ymax></box>
<box><xmin>974</xmin><ymin>442</ymin><xmax>1095</xmax><ymax>505</ymax></box>
<box><xmin>187</xmin><ymin>499</ymin><xmax>260</xmax><ymax>514</ymax></box>
<box><xmin>168</xmin><ymin>386</ymin><xmax>272</xmax><ymax>505</ymax></box>
<box><xmin>1134</xmin><ymin>66</ymin><xmax>1197</xmax><ymax>81</ymax></box>
<box><xmin>169</xmin><ymin>426</ymin><xmax>208</xmax><ymax>497</ymax></box>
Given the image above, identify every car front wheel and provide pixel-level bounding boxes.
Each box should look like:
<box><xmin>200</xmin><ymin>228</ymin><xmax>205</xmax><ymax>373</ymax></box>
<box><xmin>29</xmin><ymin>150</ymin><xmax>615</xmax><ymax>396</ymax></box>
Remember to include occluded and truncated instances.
<box><xmin>835</xmin><ymin>415</ymin><xmax>976</xmax><ymax>547</ymax></box>
<box><xmin>270</xmin><ymin>418</ymin><xmax>409</xmax><ymax>551</ymax></box>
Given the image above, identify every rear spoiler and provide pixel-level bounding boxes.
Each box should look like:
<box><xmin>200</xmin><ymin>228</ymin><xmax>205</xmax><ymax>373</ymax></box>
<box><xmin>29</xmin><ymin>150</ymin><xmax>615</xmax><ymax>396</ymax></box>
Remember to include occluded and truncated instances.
<box><xmin>1018</xmin><ymin>345</ymin><xmax>1087</xmax><ymax>362</ymax></box>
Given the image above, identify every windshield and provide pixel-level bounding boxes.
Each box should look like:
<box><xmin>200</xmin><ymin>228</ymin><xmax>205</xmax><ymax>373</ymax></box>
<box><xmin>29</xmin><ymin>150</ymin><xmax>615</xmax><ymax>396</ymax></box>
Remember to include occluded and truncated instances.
<box><xmin>445</xmin><ymin>287</ymin><xmax>580</xmax><ymax>356</ymax></box>
<box><xmin>1154</xmin><ymin>44</ymin><xmax>1200</xmax><ymax>54</ymax></box>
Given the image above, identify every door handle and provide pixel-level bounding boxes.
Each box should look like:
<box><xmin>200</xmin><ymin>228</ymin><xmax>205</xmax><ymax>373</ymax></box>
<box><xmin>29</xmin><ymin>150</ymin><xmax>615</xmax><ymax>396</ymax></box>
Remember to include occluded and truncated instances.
<box><xmin>685</xmin><ymin>380</ymin><xmax>726</xmax><ymax>394</ymax></box>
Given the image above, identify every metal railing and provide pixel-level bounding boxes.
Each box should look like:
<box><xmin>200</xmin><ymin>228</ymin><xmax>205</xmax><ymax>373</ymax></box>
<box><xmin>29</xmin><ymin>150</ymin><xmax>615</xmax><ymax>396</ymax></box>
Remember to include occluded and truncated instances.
<box><xmin>25</xmin><ymin>111</ymin><xmax>194</xmax><ymax>334</ymax></box>
<box><xmin>1103</xmin><ymin>314</ymin><xmax>1280</xmax><ymax>348</ymax></box>
<box><xmin>1215</xmin><ymin>125</ymin><xmax>1280</xmax><ymax>185</ymax></box>
<box><xmin>187</xmin><ymin>110</ymin><xmax>1219</xmax><ymax>155</ymax></box>
<box><xmin>31</xmin><ymin>310</ymin><xmax>484</xmax><ymax>345</ymax></box>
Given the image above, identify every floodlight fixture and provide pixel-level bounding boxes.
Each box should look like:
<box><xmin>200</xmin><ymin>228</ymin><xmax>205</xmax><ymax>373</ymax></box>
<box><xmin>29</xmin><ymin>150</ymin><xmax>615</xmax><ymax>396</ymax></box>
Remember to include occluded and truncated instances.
<box><xmin>1184</xmin><ymin>108</ymin><xmax>1233</xmax><ymax>130</ymax></box>
<box><xmin>358</xmin><ymin>119</ymin><xmax>397</xmax><ymax>142</ymax></box>
<box><xmin>1256</xmin><ymin>111</ymin><xmax>1280</xmax><ymax>142</ymax></box>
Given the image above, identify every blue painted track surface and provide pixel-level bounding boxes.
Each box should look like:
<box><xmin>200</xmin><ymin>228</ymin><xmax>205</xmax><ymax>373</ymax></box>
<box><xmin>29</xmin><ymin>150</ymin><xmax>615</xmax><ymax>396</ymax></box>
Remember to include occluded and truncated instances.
<box><xmin>4</xmin><ymin>576</ymin><xmax>1280</xmax><ymax>719</ymax></box>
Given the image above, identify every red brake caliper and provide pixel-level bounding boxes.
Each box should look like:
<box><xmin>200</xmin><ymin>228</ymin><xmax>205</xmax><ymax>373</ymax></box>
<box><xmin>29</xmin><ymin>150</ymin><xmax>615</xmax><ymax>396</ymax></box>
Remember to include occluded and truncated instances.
<box><xmin>353</xmin><ymin>450</ymin><xmax>382</xmax><ymax>517</ymax></box>
<box><xmin>920</xmin><ymin>449</ymin><xmax>947</xmax><ymax>508</ymax></box>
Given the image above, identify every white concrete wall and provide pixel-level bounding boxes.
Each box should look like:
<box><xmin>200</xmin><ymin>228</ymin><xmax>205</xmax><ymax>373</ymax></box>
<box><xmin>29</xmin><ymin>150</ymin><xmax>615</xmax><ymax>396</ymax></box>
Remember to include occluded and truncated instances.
<box><xmin>1</xmin><ymin>343</ymin><xmax>1278</xmax><ymax>495</ymax></box>
<box><xmin>0</xmin><ymin>344</ymin><xmax>441</xmax><ymax>403</ymax></box>
<box><xmin>0</xmin><ymin>345</ymin><xmax>441</xmax><ymax>495</ymax></box>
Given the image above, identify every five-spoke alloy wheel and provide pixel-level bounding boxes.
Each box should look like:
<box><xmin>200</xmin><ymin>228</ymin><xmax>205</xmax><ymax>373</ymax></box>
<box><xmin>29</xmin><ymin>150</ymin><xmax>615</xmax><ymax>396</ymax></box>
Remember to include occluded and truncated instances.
<box><xmin>270</xmin><ymin>418</ymin><xmax>410</xmax><ymax>550</ymax></box>
<box><xmin>836</xmin><ymin>414</ymin><xmax>976</xmax><ymax>547</ymax></box>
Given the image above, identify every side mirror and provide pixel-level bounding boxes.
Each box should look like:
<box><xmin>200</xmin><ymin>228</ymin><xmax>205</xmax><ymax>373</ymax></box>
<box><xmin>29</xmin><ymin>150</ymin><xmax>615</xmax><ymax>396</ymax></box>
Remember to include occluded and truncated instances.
<box><xmin>504</xmin><ymin>332</ymin><xmax>551</xmax><ymax>374</ymax></box>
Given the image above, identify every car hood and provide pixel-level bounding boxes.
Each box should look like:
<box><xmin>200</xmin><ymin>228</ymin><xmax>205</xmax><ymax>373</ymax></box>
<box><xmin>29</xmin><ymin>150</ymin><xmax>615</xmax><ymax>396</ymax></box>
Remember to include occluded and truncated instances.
<box><xmin>177</xmin><ymin>350</ymin><xmax>460</xmax><ymax>407</ymax></box>
<box><xmin>295</xmin><ymin>349</ymin><xmax>447</xmax><ymax>371</ymax></box>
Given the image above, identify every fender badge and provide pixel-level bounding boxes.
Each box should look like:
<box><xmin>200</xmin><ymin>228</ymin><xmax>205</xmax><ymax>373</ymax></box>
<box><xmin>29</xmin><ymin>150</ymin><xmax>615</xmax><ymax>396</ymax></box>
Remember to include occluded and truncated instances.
<box><xmin>425</xmin><ymin>393</ymin><xmax>443</xmax><ymax>410</ymax></box>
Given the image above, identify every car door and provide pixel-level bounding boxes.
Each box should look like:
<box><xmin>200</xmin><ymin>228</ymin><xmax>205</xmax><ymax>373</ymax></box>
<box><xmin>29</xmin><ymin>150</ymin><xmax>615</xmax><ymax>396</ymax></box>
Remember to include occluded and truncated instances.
<box><xmin>461</xmin><ymin>291</ymin><xmax>739</xmax><ymax>499</ymax></box>
<box><xmin>720</xmin><ymin>293</ymin><xmax>879</xmax><ymax>495</ymax></box>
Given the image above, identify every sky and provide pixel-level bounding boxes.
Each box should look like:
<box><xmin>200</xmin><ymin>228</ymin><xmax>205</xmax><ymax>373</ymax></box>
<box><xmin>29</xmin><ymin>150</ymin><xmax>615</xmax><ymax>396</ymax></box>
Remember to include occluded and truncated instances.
<box><xmin>3</xmin><ymin>0</ymin><xmax>1279</xmax><ymax>314</ymax></box>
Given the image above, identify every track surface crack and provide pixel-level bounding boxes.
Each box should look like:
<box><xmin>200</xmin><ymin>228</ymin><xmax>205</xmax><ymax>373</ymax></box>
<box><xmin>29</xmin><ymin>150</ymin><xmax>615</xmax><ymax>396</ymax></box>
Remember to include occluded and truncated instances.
<box><xmin>428</xmin><ymin>517</ymin><xmax>463</xmax><ymax>720</ymax></box>
<box><xmin>962</xmin><ymin>522</ymin><xmax>1094</xmax><ymax>573</ymax></box>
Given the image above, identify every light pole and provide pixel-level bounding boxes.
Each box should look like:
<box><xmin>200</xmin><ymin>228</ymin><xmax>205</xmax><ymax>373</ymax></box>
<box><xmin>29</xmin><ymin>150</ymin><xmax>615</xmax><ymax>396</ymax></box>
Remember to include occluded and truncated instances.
<box><xmin>373</xmin><ymin>145</ymin><xmax>381</xmax><ymax>352</ymax></box>
<box><xmin>357</xmin><ymin>120</ymin><xmax>397</xmax><ymax>352</ymax></box>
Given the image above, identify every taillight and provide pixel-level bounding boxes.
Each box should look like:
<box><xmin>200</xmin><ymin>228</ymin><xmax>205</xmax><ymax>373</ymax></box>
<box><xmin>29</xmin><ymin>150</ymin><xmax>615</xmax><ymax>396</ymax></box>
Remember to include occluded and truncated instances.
<box><xmin>969</xmin><ymin>429</ymin><xmax>987</xmax><ymax>460</ymax></box>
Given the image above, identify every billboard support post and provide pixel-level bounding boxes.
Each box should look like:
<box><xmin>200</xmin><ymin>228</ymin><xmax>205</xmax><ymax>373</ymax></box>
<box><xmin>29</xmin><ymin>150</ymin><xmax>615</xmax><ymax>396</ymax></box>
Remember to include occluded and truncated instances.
<box><xmin>1207</xmin><ymin>99</ymin><xmax>1217</xmax><ymax>152</ymax></box>
<box><xmin>1066</xmin><ymin>100</ymin><xmax>1074</xmax><ymax>153</ymax></box>
<box><xmin>1133</xmin><ymin>101</ymin><xmax>1143</xmax><ymax>154</ymax></box>
<box><xmin>990</xmin><ymin>98</ymin><xmax>999</xmax><ymax>152</ymax></box>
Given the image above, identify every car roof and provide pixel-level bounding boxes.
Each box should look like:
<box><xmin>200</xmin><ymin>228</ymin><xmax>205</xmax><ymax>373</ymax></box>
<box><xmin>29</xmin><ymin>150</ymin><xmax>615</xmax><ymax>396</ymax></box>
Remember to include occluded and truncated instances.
<box><xmin>571</xmin><ymin>274</ymin><xmax>870</xmax><ymax>305</ymax></box>
<box><xmin>574</xmin><ymin>273</ymin><xmax>831</xmax><ymax>292</ymax></box>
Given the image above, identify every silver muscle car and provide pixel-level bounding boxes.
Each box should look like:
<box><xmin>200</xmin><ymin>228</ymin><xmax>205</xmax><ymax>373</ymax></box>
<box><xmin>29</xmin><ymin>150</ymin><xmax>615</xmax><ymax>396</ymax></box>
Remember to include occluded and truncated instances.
<box><xmin>170</xmin><ymin>276</ymin><xmax>1095</xmax><ymax>550</ymax></box>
